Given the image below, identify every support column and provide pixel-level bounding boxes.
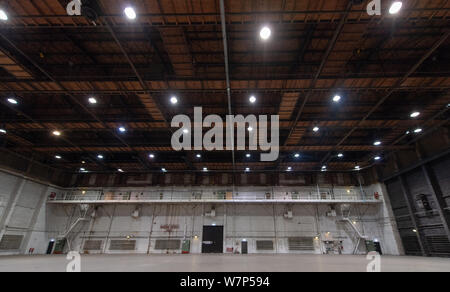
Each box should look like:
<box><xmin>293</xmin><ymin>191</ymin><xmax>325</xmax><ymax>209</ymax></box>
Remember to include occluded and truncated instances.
<box><xmin>422</xmin><ymin>165</ymin><xmax>450</xmax><ymax>242</ymax></box>
<box><xmin>0</xmin><ymin>178</ymin><xmax>26</xmax><ymax>241</ymax></box>
<box><xmin>398</xmin><ymin>175</ymin><xmax>429</xmax><ymax>256</ymax></box>
<box><xmin>20</xmin><ymin>186</ymin><xmax>50</xmax><ymax>254</ymax></box>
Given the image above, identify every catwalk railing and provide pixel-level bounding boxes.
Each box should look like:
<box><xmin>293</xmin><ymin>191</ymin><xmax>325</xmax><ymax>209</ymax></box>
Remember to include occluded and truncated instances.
<box><xmin>47</xmin><ymin>187</ymin><xmax>381</xmax><ymax>204</ymax></box>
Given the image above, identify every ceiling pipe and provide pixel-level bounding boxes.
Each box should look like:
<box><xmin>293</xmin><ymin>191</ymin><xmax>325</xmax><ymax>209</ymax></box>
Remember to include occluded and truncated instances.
<box><xmin>219</xmin><ymin>0</ymin><xmax>237</xmax><ymax>188</ymax></box>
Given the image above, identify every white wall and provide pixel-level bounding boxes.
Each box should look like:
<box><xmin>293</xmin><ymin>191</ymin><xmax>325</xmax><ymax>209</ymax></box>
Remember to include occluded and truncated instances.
<box><xmin>0</xmin><ymin>169</ymin><xmax>402</xmax><ymax>256</ymax></box>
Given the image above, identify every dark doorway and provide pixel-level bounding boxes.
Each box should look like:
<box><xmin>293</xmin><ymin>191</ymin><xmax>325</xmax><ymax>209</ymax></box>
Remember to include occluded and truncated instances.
<box><xmin>202</xmin><ymin>226</ymin><xmax>224</xmax><ymax>254</ymax></box>
<box><xmin>242</xmin><ymin>241</ymin><xmax>248</xmax><ymax>254</ymax></box>
<box><xmin>374</xmin><ymin>242</ymin><xmax>383</xmax><ymax>255</ymax></box>
<box><xmin>46</xmin><ymin>241</ymin><xmax>55</xmax><ymax>254</ymax></box>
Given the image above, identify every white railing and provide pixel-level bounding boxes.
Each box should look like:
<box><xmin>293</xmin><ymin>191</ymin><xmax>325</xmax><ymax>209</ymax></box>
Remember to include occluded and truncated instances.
<box><xmin>48</xmin><ymin>188</ymin><xmax>379</xmax><ymax>203</ymax></box>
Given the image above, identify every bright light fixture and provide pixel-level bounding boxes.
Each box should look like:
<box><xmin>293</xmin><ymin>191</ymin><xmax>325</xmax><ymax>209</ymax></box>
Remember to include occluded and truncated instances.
<box><xmin>374</xmin><ymin>156</ymin><xmax>381</xmax><ymax>161</ymax></box>
<box><xmin>52</xmin><ymin>130</ymin><xmax>61</xmax><ymax>136</ymax></box>
<box><xmin>149</xmin><ymin>154</ymin><xmax>155</xmax><ymax>159</ymax></box>
<box><xmin>170</xmin><ymin>96</ymin><xmax>178</xmax><ymax>104</ymax></box>
<box><xmin>0</xmin><ymin>129</ymin><xmax>6</xmax><ymax>134</ymax></box>
<box><xmin>333</xmin><ymin>95</ymin><xmax>341</xmax><ymax>102</ymax></box>
<box><xmin>249</xmin><ymin>96</ymin><xmax>257</xmax><ymax>103</ymax></box>
<box><xmin>80</xmin><ymin>168</ymin><xmax>86</xmax><ymax>172</ymax></box>
<box><xmin>338</xmin><ymin>153</ymin><xmax>344</xmax><ymax>158</ymax></box>
<box><xmin>124</xmin><ymin>7</ymin><xmax>137</xmax><ymax>20</ymax></box>
<box><xmin>248</xmin><ymin>126</ymin><xmax>253</xmax><ymax>132</ymax></box>
<box><xmin>287</xmin><ymin>167</ymin><xmax>292</xmax><ymax>171</ymax></box>
<box><xmin>0</xmin><ymin>10</ymin><xmax>7</xmax><ymax>21</ymax></box>
<box><xmin>260</xmin><ymin>26</ymin><xmax>271</xmax><ymax>40</ymax></box>
<box><xmin>118</xmin><ymin>127</ymin><xmax>126</xmax><ymax>133</ymax></box>
<box><xmin>118</xmin><ymin>169</ymin><xmax>124</xmax><ymax>173</ymax></box>
<box><xmin>355</xmin><ymin>166</ymin><xmax>361</xmax><ymax>170</ymax></box>
<box><xmin>374</xmin><ymin>141</ymin><xmax>382</xmax><ymax>146</ymax></box>
<box><xmin>7</xmin><ymin>98</ymin><xmax>18</xmax><ymax>104</ymax></box>
<box><xmin>88</xmin><ymin>97</ymin><xmax>97</xmax><ymax>104</ymax></box>
<box><xmin>294</xmin><ymin>153</ymin><xmax>300</xmax><ymax>158</ymax></box>
<box><xmin>183</xmin><ymin>129</ymin><xmax>189</xmax><ymax>134</ymax></box>
<box><xmin>162</xmin><ymin>168</ymin><xmax>167</xmax><ymax>172</ymax></box>
<box><xmin>313</xmin><ymin>127</ymin><xmax>320</xmax><ymax>132</ymax></box>
<box><xmin>203</xmin><ymin>167</ymin><xmax>208</xmax><ymax>172</ymax></box>
<box><xmin>410</xmin><ymin>111</ymin><xmax>421</xmax><ymax>118</ymax></box>
<box><xmin>389</xmin><ymin>1</ymin><xmax>403</xmax><ymax>14</ymax></box>
<box><xmin>55</xmin><ymin>155</ymin><xmax>62</xmax><ymax>159</ymax></box>
<box><xmin>196</xmin><ymin>154</ymin><xmax>201</xmax><ymax>158</ymax></box>
<box><xmin>97</xmin><ymin>154</ymin><xmax>104</xmax><ymax>159</ymax></box>
<box><xmin>245</xmin><ymin>168</ymin><xmax>250</xmax><ymax>172</ymax></box>
<box><xmin>246</xmin><ymin>154</ymin><xmax>251</xmax><ymax>158</ymax></box>
<box><xmin>414</xmin><ymin>128</ymin><xmax>423</xmax><ymax>134</ymax></box>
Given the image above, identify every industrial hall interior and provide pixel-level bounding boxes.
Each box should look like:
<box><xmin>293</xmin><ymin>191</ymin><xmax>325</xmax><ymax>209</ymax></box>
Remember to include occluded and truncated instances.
<box><xmin>0</xmin><ymin>0</ymin><xmax>449</xmax><ymax>272</ymax></box>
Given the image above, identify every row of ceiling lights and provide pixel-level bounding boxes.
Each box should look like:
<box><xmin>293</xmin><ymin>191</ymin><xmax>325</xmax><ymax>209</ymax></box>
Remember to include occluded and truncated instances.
<box><xmin>0</xmin><ymin>93</ymin><xmax>426</xmax><ymax>173</ymax></box>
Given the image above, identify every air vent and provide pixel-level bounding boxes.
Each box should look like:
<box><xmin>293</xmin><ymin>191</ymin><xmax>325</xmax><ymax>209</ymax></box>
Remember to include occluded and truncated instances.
<box><xmin>288</xmin><ymin>237</ymin><xmax>314</xmax><ymax>251</ymax></box>
<box><xmin>0</xmin><ymin>235</ymin><xmax>24</xmax><ymax>250</ymax></box>
<box><xmin>155</xmin><ymin>240</ymin><xmax>181</xmax><ymax>250</ymax></box>
<box><xmin>256</xmin><ymin>240</ymin><xmax>274</xmax><ymax>251</ymax></box>
<box><xmin>83</xmin><ymin>240</ymin><xmax>103</xmax><ymax>251</ymax></box>
<box><xmin>109</xmin><ymin>240</ymin><xmax>136</xmax><ymax>251</ymax></box>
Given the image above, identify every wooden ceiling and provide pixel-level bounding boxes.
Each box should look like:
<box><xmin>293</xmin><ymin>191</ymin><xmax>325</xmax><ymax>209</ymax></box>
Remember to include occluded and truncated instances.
<box><xmin>0</xmin><ymin>0</ymin><xmax>449</xmax><ymax>174</ymax></box>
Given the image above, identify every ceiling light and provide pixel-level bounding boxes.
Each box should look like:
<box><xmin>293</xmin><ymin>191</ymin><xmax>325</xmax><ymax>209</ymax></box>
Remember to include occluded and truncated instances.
<box><xmin>410</xmin><ymin>112</ymin><xmax>421</xmax><ymax>118</ymax></box>
<box><xmin>374</xmin><ymin>156</ymin><xmax>381</xmax><ymax>161</ymax></box>
<box><xmin>124</xmin><ymin>7</ymin><xmax>137</xmax><ymax>20</ymax></box>
<box><xmin>203</xmin><ymin>167</ymin><xmax>208</xmax><ymax>172</ymax></box>
<box><xmin>52</xmin><ymin>130</ymin><xmax>61</xmax><ymax>136</ymax></box>
<box><xmin>118</xmin><ymin>169</ymin><xmax>124</xmax><ymax>173</ymax></box>
<box><xmin>287</xmin><ymin>167</ymin><xmax>292</xmax><ymax>172</ymax></box>
<box><xmin>0</xmin><ymin>129</ymin><xmax>6</xmax><ymax>134</ymax></box>
<box><xmin>313</xmin><ymin>127</ymin><xmax>320</xmax><ymax>132</ymax></box>
<box><xmin>88</xmin><ymin>97</ymin><xmax>97</xmax><ymax>104</ymax></box>
<box><xmin>162</xmin><ymin>168</ymin><xmax>167</xmax><ymax>172</ymax></box>
<box><xmin>389</xmin><ymin>1</ymin><xmax>403</xmax><ymax>14</ymax></box>
<box><xmin>333</xmin><ymin>95</ymin><xmax>341</xmax><ymax>102</ymax></box>
<box><xmin>406</xmin><ymin>130</ymin><xmax>411</xmax><ymax>135</ymax></box>
<box><xmin>355</xmin><ymin>166</ymin><xmax>361</xmax><ymax>170</ymax></box>
<box><xmin>80</xmin><ymin>168</ymin><xmax>86</xmax><ymax>172</ymax></box>
<box><xmin>245</xmin><ymin>168</ymin><xmax>250</xmax><ymax>172</ymax></box>
<box><xmin>322</xmin><ymin>165</ymin><xmax>327</xmax><ymax>169</ymax></box>
<box><xmin>413</xmin><ymin>229</ymin><xmax>417</xmax><ymax>233</ymax></box>
<box><xmin>183</xmin><ymin>129</ymin><xmax>189</xmax><ymax>134</ymax></box>
<box><xmin>338</xmin><ymin>153</ymin><xmax>344</xmax><ymax>158</ymax></box>
<box><xmin>248</xmin><ymin>126</ymin><xmax>253</xmax><ymax>132</ymax></box>
<box><xmin>82</xmin><ymin>161</ymin><xmax>86</xmax><ymax>164</ymax></box>
<box><xmin>373</xmin><ymin>141</ymin><xmax>382</xmax><ymax>146</ymax></box>
<box><xmin>196</xmin><ymin>154</ymin><xmax>201</xmax><ymax>158</ymax></box>
<box><xmin>246</xmin><ymin>154</ymin><xmax>251</xmax><ymax>158</ymax></box>
<box><xmin>260</xmin><ymin>26</ymin><xmax>271</xmax><ymax>40</ymax></box>
<box><xmin>294</xmin><ymin>153</ymin><xmax>300</xmax><ymax>158</ymax></box>
<box><xmin>0</xmin><ymin>10</ymin><xmax>7</xmax><ymax>21</ymax></box>
<box><xmin>149</xmin><ymin>154</ymin><xmax>155</xmax><ymax>159</ymax></box>
<box><xmin>414</xmin><ymin>128</ymin><xmax>423</xmax><ymax>134</ymax></box>
<box><xmin>118</xmin><ymin>127</ymin><xmax>126</xmax><ymax>133</ymax></box>
<box><xmin>7</xmin><ymin>98</ymin><xmax>18</xmax><ymax>104</ymax></box>
<box><xmin>97</xmin><ymin>154</ymin><xmax>104</xmax><ymax>159</ymax></box>
<box><xmin>249</xmin><ymin>96</ymin><xmax>257</xmax><ymax>103</ymax></box>
<box><xmin>170</xmin><ymin>96</ymin><xmax>178</xmax><ymax>104</ymax></box>
<box><xmin>55</xmin><ymin>155</ymin><xmax>62</xmax><ymax>159</ymax></box>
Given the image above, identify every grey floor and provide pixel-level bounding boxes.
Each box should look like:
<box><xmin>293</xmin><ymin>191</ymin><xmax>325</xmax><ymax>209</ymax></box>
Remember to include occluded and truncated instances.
<box><xmin>0</xmin><ymin>254</ymin><xmax>450</xmax><ymax>272</ymax></box>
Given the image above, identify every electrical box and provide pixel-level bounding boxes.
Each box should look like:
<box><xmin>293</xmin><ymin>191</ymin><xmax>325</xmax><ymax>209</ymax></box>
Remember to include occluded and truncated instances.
<box><xmin>182</xmin><ymin>240</ymin><xmax>190</xmax><ymax>254</ymax></box>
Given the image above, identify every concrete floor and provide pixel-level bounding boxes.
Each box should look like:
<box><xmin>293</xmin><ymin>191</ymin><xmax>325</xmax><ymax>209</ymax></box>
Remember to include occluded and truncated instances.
<box><xmin>0</xmin><ymin>254</ymin><xmax>449</xmax><ymax>272</ymax></box>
